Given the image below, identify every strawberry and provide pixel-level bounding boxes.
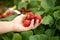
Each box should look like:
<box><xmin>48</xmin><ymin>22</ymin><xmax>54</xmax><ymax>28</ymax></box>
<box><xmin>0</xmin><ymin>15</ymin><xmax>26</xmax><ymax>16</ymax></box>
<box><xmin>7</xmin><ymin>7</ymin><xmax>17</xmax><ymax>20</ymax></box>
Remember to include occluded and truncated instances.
<box><xmin>0</xmin><ymin>15</ymin><xmax>1</xmax><ymax>18</ymax></box>
<box><xmin>35</xmin><ymin>14</ymin><xmax>42</xmax><ymax>22</ymax></box>
<box><xmin>22</xmin><ymin>11</ymin><xmax>26</xmax><ymax>14</ymax></box>
<box><xmin>18</xmin><ymin>10</ymin><xmax>27</xmax><ymax>14</ymax></box>
<box><xmin>6</xmin><ymin>11</ymin><xmax>11</xmax><ymax>15</ymax></box>
<box><xmin>23</xmin><ymin>19</ymin><xmax>30</xmax><ymax>27</ymax></box>
<box><xmin>18</xmin><ymin>10</ymin><xmax>24</xmax><ymax>13</ymax></box>
<box><xmin>1</xmin><ymin>14</ymin><xmax>6</xmax><ymax>18</ymax></box>
<box><xmin>26</xmin><ymin>12</ymin><xmax>34</xmax><ymax>20</ymax></box>
<box><xmin>26</xmin><ymin>10</ymin><xmax>31</xmax><ymax>12</ymax></box>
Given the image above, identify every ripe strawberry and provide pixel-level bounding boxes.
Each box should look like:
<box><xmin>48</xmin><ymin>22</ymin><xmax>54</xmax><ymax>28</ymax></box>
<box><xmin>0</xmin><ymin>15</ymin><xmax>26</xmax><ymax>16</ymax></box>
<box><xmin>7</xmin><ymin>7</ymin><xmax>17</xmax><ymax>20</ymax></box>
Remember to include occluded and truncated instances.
<box><xmin>18</xmin><ymin>10</ymin><xmax>24</xmax><ymax>13</ymax></box>
<box><xmin>26</xmin><ymin>10</ymin><xmax>31</xmax><ymax>12</ymax></box>
<box><xmin>22</xmin><ymin>11</ymin><xmax>26</xmax><ymax>14</ymax></box>
<box><xmin>1</xmin><ymin>14</ymin><xmax>6</xmax><ymax>18</ymax></box>
<box><xmin>26</xmin><ymin>12</ymin><xmax>34</xmax><ymax>20</ymax></box>
<box><xmin>6</xmin><ymin>11</ymin><xmax>11</xmax><ymax>15</ymax></box>
<box><xmin>23</xmin><ymin>19</ymin><xmax>30</xmax><ymax>27</ymax></box>
<box><xmin>12</xmin><ymin>12</ymin><xmax>15</xmax><ymax>15</ymax></box>
<box><xmin>35</xmin><ymin>14</ymin><xmax>42</xmax><ymax>22</ymax></box>
<box><xmin>0</xmin><ymin>15</ymin><xmax>1</xmax><ymax>18</ymax></box>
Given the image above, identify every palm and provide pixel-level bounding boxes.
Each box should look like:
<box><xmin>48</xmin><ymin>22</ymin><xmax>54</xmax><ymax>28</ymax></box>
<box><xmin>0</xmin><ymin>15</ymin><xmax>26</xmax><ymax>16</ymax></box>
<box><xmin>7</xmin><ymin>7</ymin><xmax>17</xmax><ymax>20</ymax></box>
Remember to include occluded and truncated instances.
<box><xmin>12</xmin><ymin>14</ymin><xmax>40</xmax><ymax>32</ymax></box>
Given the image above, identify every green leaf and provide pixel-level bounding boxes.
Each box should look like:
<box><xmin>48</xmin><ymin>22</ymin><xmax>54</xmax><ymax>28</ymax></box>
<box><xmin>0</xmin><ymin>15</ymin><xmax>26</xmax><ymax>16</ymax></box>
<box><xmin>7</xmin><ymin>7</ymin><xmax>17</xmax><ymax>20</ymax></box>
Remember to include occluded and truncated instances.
<box><xmin>2</xmin><ymin>36</ymin><xmax>10</xmax><ymax>40</ymax></box>
<box><xmin>49</xmin><ymin>36</ymin><xmax>59</xmax><ymax>40</ymax></box>
<box><xmin>53</xmin><ymin>10</ymin><xmax>60</xmax><ymax>19</ymax></box>
<box><xmin>41</xmin><ymin>0</ymin><xmax>49</xmax><ymax>11</ymax></box>
<box><xmin>1</xmin><ymin>32</ymin><xmax>14</xmax><ymax>40</ymax></box>
<box><xmin>14</xmin><ymin>0</ymin><xmax>21</xmax><ymax>5</ymax></box>
<box><xmin>29</xmin><ymin>8</ymin><xmax>38</xmax><ymax>13</ymax></box>
<box><xmin>33</xmin><ymin>26</ymin><xmax>45</xmax><ymax>34</ymax></box>
<box><xmin>12</xmin><ymin>33</ymin><xmax>22</xmax><ymax>40</ymax></box>
<box><xmin>35</xmin><ymin>11</ymin><xmax>44</xmax><ymax>15</ymax></box>
<box><xmin>56</xmin><ymin>17</ymin><xmax>60</xmax><ymax>30</ymax></box>
<box><xmin>4</xmin><ymin>0</ymin><xmax>14</xmax><ymax>7</ymax></box>
<box><xmin>55</xmin><ymin>0</ymin><xmax>60</xmax><ymax>6</ymax></box>
<box><xmin>41</xmin><ymin>0</ymin><xmax>56</xmax><ymax>11</ymax></box>
<box><xmin>21</xmin><ymin>31</ymin><xmax>33</xmax><ymax>40</ymax></box>
<box><xmin>28</xmin><ymin>1</ymin><xmax>38</xmax><ymax>8</ymax></box>
<box><xmin>53</xmin><ymin>6</ymin><xmax>60</xmax><ymax>10</ymax></box>
<box><xmin>29</xmin><ymin>34</ymin><xmax>48</xmax><ymax>40</ymax></box>
<box><xmin>0</xmin><ymin>14</ymin><xmax>18</xmax><ymax>21</ymax></box>
<box><xmin>45</xmin><ymin>29</ymin><xmax>55</xmax><ymax>37</ymax></box>
<box><xmin>30</xmin><ymin>0</ymin><xmax>38</xmax><ymax>1</ymax></box>
<box><xmin>39</xmin><ymin>34</ymin><xmax>48</xmax><ymax>40</ymax></box>
<box><xmin>29</xmin><ymin>35</ymin><xmax>40</xmax><ymax>40</ymax></box>
<box><xmin>42</xmin><ymin>15</ymin><xmax>54</xmax><ymax>25</ymax></box>
<box><xmin>0</xmin><ymin>36</ymin><xmax>2</xmax><ymax>40</ymax></box>
<box><xmin>16</xmin><ymin>2</ymin><xmax>28</xmax><ymax>10</ymax></box>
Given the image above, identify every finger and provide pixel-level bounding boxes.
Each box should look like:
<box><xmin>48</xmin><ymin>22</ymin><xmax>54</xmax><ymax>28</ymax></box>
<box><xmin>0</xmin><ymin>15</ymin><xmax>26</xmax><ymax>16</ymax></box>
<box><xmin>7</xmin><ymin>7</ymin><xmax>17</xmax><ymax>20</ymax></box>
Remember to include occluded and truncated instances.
<box><xmin>29</xmin><ymin>19</ymin><xmax>34</xmax><ymax>28</ymax></box>
<box><xmin>15</xmin><ymin>14</ymin><xmax>26</xmax><ymax>19</ymax></box>
<box><xmin>20</xmin><ymin>14</ymin><xmax>26</xmax><ymax>17</ymax></box>
<box><xmin>25</xmin><ymin>19</ymin><xmax>34</xmax><ymax>30</ymax></box>
<box><xmin>32</xmin><ymin>20</ymin><xmax>39</xmax><ymax>29</ymax></box>
<box><xmin>14</xmin><ymin>14</ymin><xmax>24</xmax><ymax>19</ymax></box>
<box><xmin>40</xmin><ymin>19</ymin><xmax>43</xmax><ymax>24</ymax></box>
<box><xmin>17</xmin><ymin>14</ymin><xmax>26</xmax><ymax>19</ymax></box>
<box><xmin>21</xmin><ymin>27</ymin><xmax>31</xmax><ymax>31</ymax></box>
<box><xmin>19</xmin><ymin>14</ymin><xmax>26</xmax><ymax>23</ymax></box>
<box><xmin>18</xmin><ymin>25</ymin><xmax>31</xmax><ymax>32</ymax></box>
<box><xmin>38</xmin><ymin>19</ymin><xmax>43</xmax><ymax>25</ymax></box>
<box><xmin>14</xmin><ymin>19</ymin><xmax>34</xmax><ymax>32</ymax></box>
<box><xmin>20</xmin><ymin>19</ymin><xmax>34</xmax><ymax>31</ymax></box>
<box><xmin>35</xmin><ymin>20</ymin><xmax>39</xmax><ymax>26</ymax></box>
<box><xmin>13</xmin><ymin>14</ymin><xmax>26</xmax><ymax>23</ymax></box>
<box><xmin>14</xmin><ymin>14</ymin><xmax>26</xmax><ymax>23</ymax></box>
<box><xmin>13</xmin><ymin>24</ymin><xmax>30</xmax><ymax>32</ymax></box>
<box><xmin>23</xmin><ymin>19</ymin><xmax>34</xmax><ymax>30</ymax></box>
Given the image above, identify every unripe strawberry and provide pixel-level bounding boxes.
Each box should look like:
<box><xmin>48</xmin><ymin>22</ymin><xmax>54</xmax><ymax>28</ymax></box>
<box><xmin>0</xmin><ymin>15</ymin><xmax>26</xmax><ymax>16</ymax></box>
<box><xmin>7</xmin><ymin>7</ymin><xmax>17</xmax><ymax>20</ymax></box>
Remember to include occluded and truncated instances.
<box><xmin>23</xmin><ymin>19</ymin><xmax>30</xmax><ymax>27</ymax></box>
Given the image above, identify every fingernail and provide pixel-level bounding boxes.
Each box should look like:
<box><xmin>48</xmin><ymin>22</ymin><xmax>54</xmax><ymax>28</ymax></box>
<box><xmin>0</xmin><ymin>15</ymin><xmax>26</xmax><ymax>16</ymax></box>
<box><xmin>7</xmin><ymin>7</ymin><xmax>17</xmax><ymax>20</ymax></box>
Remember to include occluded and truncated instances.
<box><xmin>37</xmin><ymin>19</ymin><xmax>39</xmax><ymax>22</ymax></box>
<box><xmin>32</xmin><ymin>19</ymin><xmax>34</xmax><ymax>21</ymax></box>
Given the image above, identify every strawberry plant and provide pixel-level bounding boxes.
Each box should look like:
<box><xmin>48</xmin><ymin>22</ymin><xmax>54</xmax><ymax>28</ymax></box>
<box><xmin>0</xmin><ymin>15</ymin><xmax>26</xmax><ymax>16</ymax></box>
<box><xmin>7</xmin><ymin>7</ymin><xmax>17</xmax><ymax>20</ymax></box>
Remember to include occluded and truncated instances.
<box><xmin>0</xmin><ymin>0</ymin><xmax>60</xmax><ymax>40</ymax></box>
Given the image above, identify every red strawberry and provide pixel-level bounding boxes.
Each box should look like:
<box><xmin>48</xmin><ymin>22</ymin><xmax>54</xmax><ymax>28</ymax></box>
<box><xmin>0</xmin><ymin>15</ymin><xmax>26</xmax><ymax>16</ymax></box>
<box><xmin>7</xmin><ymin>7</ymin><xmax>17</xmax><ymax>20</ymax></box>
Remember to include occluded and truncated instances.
<box><xmin>6</xmin><ymin>11</ymin><xmax>11</xmax><ymax>15</ymax></box>
<box><xmin>12</xmin><ymin>12</ymin><xmax>15</xmax><ymax>15</ymax></box>
<box><xmin>23</xmin><ymin>19</ymin><xmax>30</xmax><ymax>27</ymax></box>
<box><xmin>26</xmin><ymin>12</ymin><xmax>34</xmax><ymax>20</ymax></box>
<box><xmin>1</xmin><ymin>14</ymin><xmax>6</xmax><ymax>18</ymax></box>
<box><xmin>0</xmin><ymin>15</ymin><xmax>1</xmax><ymax>18</ymax></box>
<box><xmin>35</xmin><ymin>14</ymin><xmax>42</xmax><ymax>22</ymax></box>
<box><xmin>18</xmin><ymin>10</ymin><xmax>24</xmax><ymax>13</ymax></box>
<box><xmin>22</xmin><ymin>11</ymin><xmax>26</xmax><ymax>14</ymax></box>
<box><xmin>26</xmin><ymin>10</ymin><xmax>31</xmax><ymax>12</ymax></box>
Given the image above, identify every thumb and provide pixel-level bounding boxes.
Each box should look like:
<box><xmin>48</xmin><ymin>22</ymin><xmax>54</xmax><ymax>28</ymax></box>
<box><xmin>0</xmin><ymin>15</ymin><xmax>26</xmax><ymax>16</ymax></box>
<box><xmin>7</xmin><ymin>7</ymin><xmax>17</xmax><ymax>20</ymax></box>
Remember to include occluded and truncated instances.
<box><xmin>13</xmin><ymin>14</ymin><xmax>26</xmax><ymax>23</ymax></box>
<box><xmin>20</xmin><ymin>14</ymin><xmax>26</xmax><ymax>18</ymax></box>
<box><xmin>19</xmin><ymin>14</ymin><xmax>26</xmax><ymax>23</ymax></box>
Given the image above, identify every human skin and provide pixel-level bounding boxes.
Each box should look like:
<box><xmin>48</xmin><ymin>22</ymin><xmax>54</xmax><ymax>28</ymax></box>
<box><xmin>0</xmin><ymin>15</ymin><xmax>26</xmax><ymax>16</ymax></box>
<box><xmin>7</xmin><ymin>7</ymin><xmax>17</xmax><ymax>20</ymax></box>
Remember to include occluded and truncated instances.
<box><xmin>0</xmin><ymin>14</ymin><xmax>41</xmax><ymax>34</ymax></box>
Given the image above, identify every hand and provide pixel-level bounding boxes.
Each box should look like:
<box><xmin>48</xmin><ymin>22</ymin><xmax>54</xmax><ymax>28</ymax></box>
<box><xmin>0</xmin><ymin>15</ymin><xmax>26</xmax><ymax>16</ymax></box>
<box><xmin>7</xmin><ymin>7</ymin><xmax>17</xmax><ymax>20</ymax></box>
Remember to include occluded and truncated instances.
<box><xmin>12</xmin><ymin>14</ymin><xmax>42</xmax><ymax>32</ymax></box>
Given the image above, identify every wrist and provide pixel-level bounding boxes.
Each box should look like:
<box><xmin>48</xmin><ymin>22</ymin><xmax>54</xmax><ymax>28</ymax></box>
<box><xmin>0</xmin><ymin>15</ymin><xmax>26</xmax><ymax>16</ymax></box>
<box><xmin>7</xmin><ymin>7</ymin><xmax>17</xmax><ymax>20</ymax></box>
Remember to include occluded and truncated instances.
<box><xmin>11</xmin><ymin>21</ymin><xmax>18</xmax><ymax>32</ymax></box>
<box><xmin>8</xmin><ymin>21</ymin><xmax>15</xmax><ymax>32</ymax></box>
<box><xmin>0</xmin><ymin>21</ymin><xmax>14</xmax><ymax>34</ymax></box>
